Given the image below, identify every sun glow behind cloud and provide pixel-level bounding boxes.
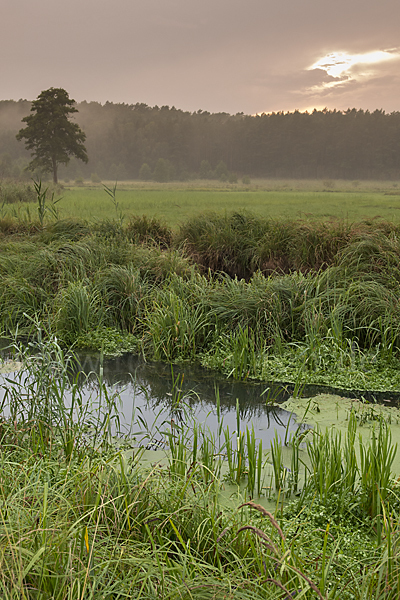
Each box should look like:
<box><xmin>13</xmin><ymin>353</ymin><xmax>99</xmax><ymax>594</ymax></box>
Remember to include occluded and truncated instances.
<box><xmin>308</xmin><ymin>49</ymin><xmax>400</xmax><ymax>91</ymax></box>
<box><xmin>257</xmin><ymin>46</ymin><xmax>400</xmax><ymax>116</ymax></box>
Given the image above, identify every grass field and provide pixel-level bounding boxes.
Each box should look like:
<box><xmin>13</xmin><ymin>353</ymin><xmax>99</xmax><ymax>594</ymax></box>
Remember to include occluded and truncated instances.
<box><xmin>11</xmin><ymin>178</ymin><xmax>400</xmax><ymax>227</ymax></box>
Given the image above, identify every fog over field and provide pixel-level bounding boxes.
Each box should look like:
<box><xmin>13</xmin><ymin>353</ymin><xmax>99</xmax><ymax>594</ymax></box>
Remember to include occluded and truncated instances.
<box><xmin>2</xmin><ymin>0</ymin><xmax>400</xmax><ymax>114</ymax></box>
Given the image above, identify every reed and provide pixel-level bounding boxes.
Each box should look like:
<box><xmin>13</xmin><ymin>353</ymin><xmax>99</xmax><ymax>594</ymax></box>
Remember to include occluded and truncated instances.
<box><xmin>2</xmin><ymin>211</ymin><xmax>400</xmax><ymax>393</ymax></box>
<box><xmin>1</xmin><ymin>336</ymin><xmax>400</xmax><ymax>598</ymax></box>
<box><xmin>270</xmin><ymin>430</ymin><xmax>286</xmax><ymax>492</ymax></box>
<box><xmin>359</xmin><ymin>416</ymin><xmax>397</xmax><ymax>520</ymax></box>
<box><xmin>246</xmin><ymin>425</ymin><xmax>265</xmax><ymax>498</ymax></box>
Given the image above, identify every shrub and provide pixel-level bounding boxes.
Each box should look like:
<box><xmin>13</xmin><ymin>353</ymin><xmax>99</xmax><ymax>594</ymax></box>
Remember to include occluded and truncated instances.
<box><xmin>138</xmin><ymin>162</ymin><xmax>152</xmax><ymax>181</ymax></box>
<box><xmin>126</xmin><ymin>214</ymin><xmax>172</xmax><ymax>247</ymax></box>
<box><xmin>0</xmin><ymin>180</ymin><xmax>36</xmax><ymax>204</ymax></box>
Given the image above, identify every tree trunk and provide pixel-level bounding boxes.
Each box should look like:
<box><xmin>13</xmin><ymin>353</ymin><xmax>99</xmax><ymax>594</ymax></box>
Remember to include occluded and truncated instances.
<box><xmin>52</xmin><ymin>157</ymin><xmax>58</xmax><ymax>184</ymax></box>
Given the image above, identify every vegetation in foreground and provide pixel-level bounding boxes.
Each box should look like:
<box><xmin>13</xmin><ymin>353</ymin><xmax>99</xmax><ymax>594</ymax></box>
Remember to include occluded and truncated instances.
<box><xmin>1</xmin><ymin>182</ymin><xmax>400</xmax><ymax>391</ymax></box>
<box><xmin>1</xmin><ymin>335</ymin><xmax>400</xmax><ymax>599</ymax></box>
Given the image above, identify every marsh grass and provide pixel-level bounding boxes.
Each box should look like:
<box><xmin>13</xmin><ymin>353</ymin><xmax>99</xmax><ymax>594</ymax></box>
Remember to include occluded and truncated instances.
<box><xmin>1</xmin><ymin>336</ymin><xmax>400</xmax><ymax>598</ymax></box>
<box><xmin>95</xmin><ymin>264</ymin><xmax>150</xmax><ymax>331</ymax></box>
<box><xmin>2</xmin><ymin>205</ymin><xmax>400</xmax><ymax>394</ymax></box>
<box><xmin>126</xmin><ymin>213</ymin><xmax>172</xmax><ymax>247</ymax></box>
<box><xmin>54</xmin><ymin>281</ymin><xmax>104</xmax><ymax>344</ymax></box>
<box><xmin>0</xmin><ymin>180</ymin><xmax>36</xmax><ymax>204</ymax></box>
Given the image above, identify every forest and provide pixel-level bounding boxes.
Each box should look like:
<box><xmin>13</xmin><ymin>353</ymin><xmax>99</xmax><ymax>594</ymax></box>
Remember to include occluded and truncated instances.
<box><xmin>0</xmin><ymin>99</ymin><xmax>400</xmax><ymax>182</ymax></box>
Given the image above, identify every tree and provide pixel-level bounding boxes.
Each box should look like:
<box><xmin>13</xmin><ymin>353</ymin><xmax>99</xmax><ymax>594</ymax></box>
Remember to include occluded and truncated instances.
<box><xmin>153</xmin><ymin>158</ymin><xmax>170</xmax><ymax>182</ymax></box>
<box><xmin>16</xmin><ymin>88</ymin><xmax>88</xmax><ymax>184</ymax></box>
<box><xmin>199</xmin><ymin>160</ymin><xmax>212</xmax><ymax>179</ymax></box>
<box><xmin>138</xmin><ymin>162</ymin><xmax>152</xmax><ymax>181</ymax></box>
<box><xmin>215</xmin><ymin>160</ymin><xmax>229</xmax><ymax>181</ymax></box>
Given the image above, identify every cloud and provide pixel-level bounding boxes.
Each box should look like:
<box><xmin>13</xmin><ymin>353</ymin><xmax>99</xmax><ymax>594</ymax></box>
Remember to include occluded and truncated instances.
<box><xmin>2</xmin><ymin>0</ymin><xmax>400</xmax><ymax>114</ymax></box>
<box><xmin>306</xmin><ymin>49</ymin><xmax>400</xmax><ymax>92</ymax></box>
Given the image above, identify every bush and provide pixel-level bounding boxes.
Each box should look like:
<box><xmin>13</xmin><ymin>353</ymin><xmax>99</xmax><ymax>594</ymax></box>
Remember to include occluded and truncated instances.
<box><xmin>0</xmin><ymin>180</ymin><xmax>36</xmax><ymax>204</ymax></box>
<box><xmin>138</xmin><ymin>162</ymin><xmax>152</xmax><ymax>181</ymax></box>
<box><xmin>126</xmin><ymin>214</ymin><xmax>172</xmax><ymax>247</ymax></box>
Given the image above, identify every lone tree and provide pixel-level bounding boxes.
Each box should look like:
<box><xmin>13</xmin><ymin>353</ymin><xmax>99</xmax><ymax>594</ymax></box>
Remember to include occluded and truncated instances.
<box><xmin>17</xmin><ymin>87</ymin><xmax>88</xmax><ymax>184</ymax></box>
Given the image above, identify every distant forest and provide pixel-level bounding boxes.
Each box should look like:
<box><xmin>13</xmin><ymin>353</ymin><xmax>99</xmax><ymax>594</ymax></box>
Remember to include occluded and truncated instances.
<box><xmin>1</xmin><ymin>99</ymin><xmax>400</xmax><ymax>181</ymax></box>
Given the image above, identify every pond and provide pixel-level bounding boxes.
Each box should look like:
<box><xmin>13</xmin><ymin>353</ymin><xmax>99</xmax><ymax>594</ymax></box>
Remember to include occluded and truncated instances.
<box><xmin>2</xmin><ymin>346</ymin><xmax>400</xmax><ymax>448</ymax></box>
<box><xmin>64</xmin><ymin>351</ymin><xmax>400</xmax><ymax>444</ymax></box>
<box><xmin>76</xmin><ymin>353</ymin><xmax>308</xmax><ymax>445</ymax></box>
<box><xmin>0</xmin><ymin>348</ymin><xmax>308</xmax><ymax>446</ymax></box>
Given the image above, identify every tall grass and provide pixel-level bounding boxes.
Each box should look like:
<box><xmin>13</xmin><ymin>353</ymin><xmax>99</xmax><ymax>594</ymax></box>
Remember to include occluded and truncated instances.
<box><xmin>176</xmin><ymin>211</ymin><xmax>400</xmax><ymax>277</ymax></box>
<box><xmin>0</xmin><ymin>179</ymin><xmax>36</xmax><ymax>204</ymax></box>
<box><xmin>126</xmin><ymin>213</ymin><xmax>172</xmax><ymax>247</ymax></box>
<box><xmin>1</xmin><ymin>336</ymin><xmax>400</xmax><ymax>598</ymax></box>
<box><xmin>54</xmin><ymin>281</ymin><xmax>104</xmax><ymax>344</ymax></box>
<box><xmin>2</xmin><ymin>209</ymin><xmax>400</xmax><ymax>394</ymax></box>
<box><xmin>95</xmin><ymin>264</ymin><xmax>150</xmax><ymax>331</ymax></box>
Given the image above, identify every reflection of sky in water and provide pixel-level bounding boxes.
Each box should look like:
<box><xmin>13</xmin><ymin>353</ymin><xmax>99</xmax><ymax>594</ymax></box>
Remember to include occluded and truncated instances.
<box><xmin>104</xmin><ymin>380</ymin><xmax>303</xmax><ymax>447</ymax></box>
<box><xmin>0</xmin><ymin>352</ymin><xmax>307</xmax><ymax>447</ymax></box>
<box><xmin>2</xmin><ymin>346</ymin><xmax>399</xmax><ymax>448</ymax></box>
<box><xmin>70</xmin><ymin>353</ymin><xmax>309</xmax><ymax>445</ymax></box>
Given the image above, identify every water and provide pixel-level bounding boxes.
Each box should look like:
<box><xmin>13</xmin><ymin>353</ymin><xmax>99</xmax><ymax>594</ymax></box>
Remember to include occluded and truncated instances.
<box><xmin>4</xmin><ymin>346</ymin><xmax>399</xmax><ymax>447</ymax></box>
<box><xmin>0</xmin><ymin>348</ymin><xmax>308</xmax><ymax>447</ymax></box>
<box><xmin>74</xmin><ymin>353</ymin><xmax>307</xmax><ymax>446</ymax></box>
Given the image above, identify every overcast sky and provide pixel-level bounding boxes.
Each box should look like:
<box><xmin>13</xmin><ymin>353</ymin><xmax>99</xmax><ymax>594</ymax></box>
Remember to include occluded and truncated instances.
<box><xmin>2</xmin><ymin>0</ymin><xmax>399</xmax><ymax>115</ymax></box>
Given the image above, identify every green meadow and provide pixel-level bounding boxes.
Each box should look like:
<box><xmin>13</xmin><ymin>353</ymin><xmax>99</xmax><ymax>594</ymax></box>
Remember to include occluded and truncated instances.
<box><xmin>8</xmin><ymin>178</ymin><xmax>400</xmax><ymax>226</ymax></box>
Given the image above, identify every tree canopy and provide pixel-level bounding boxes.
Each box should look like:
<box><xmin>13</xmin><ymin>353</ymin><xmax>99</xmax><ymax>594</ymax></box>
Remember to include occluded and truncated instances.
<box><xmin>2</xmin><ymin>98</ymin><xmax>399</xmax><ymax>181</ymax></box>
<box><xmin>16</xmin><ymin>88</ymin><xmax>88</xmax><ymax>183</ymax></box>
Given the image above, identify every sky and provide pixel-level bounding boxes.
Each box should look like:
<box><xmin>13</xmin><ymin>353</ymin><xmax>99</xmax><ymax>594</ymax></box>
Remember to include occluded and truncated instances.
<box><xmin>2</xmin><ymin>0</ymin><xmax>400</xmax><ymax>115</ymax></box>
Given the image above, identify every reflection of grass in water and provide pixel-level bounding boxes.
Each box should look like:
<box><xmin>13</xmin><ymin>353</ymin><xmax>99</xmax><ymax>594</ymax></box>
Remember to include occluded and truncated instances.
<box><xmin>1</xmin><ymin>335</ymin><xmax>400</xmax><ymax>598</ymax></box>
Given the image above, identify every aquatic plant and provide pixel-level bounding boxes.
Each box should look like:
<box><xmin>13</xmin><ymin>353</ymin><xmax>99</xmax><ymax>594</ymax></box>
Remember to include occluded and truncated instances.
<box><xmin>1</xmin><ymin>336</ymin><xmax>400</xmax><ymax>598</ymax></box>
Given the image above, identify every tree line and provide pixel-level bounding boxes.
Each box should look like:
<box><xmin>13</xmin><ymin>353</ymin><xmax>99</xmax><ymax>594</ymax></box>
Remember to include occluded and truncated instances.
<box><xmin>1</xmin><ymin>98</ymin><xmax>400</xmax><ymax>181</ymax></box>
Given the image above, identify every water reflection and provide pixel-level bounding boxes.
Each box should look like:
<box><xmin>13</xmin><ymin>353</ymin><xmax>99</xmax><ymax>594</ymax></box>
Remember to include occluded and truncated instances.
<box><xmin>75</xmin><ymin>353</ymin><xmax>305</xmax><ymax>445</ymax></box>
<box><xmin>5</xmin><ymin>344</ymin><xmax>398</xmax><ymax>447</ymax></box>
